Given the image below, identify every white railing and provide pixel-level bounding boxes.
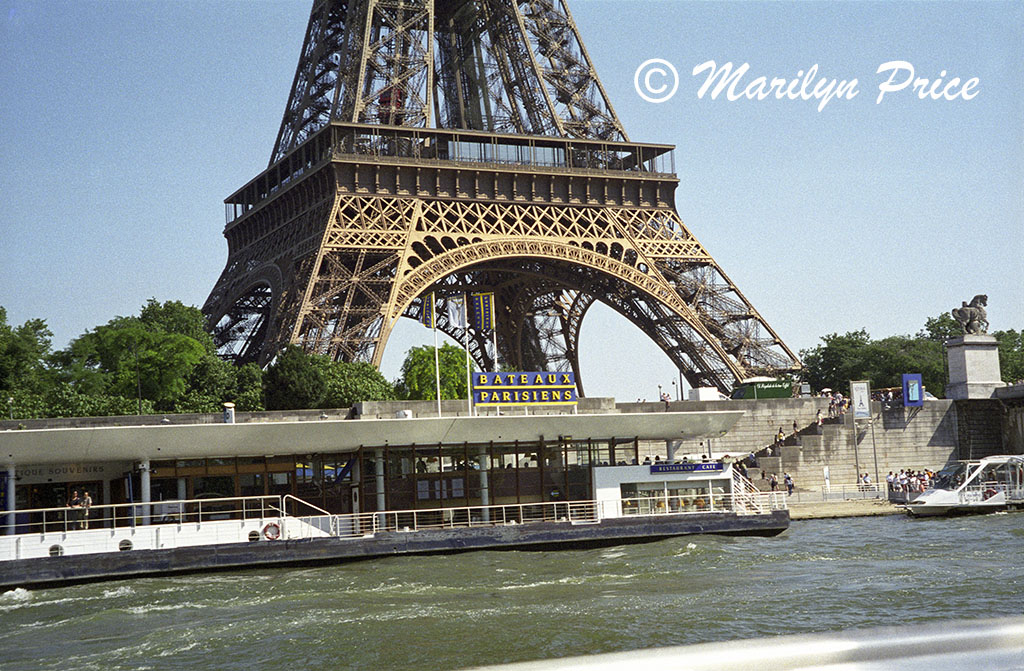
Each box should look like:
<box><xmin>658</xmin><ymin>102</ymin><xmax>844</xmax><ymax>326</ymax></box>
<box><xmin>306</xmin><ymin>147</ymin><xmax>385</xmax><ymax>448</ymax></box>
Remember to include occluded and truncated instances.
<box><xmin>818</xmin><ymin>483</ymin><xmax>883</xmax><ymax>501</ymax></box>
<box><xmin>3</xmin><ymin>495</ymin><xmax>282</xmax><ymax>535</ymax></box>
<box><xmin>0</xmin><ymin>495</ymin><xmax>285</xmax><ymax>562</ymax></box>
<box><xmin>958</xmin><ymin>483</ymin><xmax>1024</xmax><ymax>504</ymax></box>
<box><xmin>325</xmin><ymin>500</ymin><xmax>601</xmax><ymax>539</ymax></box>
<box><xmin>617</xmin><ymin>491</ymin><xmax>786</xmax><ymax>518</ymax></box>
<box><xmin>1</xmin><ymin>488</ymin><xmax>787</xmax><ymax>562</ymax></box>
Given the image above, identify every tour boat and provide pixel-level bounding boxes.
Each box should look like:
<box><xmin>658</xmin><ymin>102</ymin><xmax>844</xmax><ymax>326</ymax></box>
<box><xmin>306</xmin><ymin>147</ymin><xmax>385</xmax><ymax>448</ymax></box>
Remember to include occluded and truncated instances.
<box><xmin>903</xmin><ymin>455</ymin><xmax>1024</xmax><ymax>517</ymax></box>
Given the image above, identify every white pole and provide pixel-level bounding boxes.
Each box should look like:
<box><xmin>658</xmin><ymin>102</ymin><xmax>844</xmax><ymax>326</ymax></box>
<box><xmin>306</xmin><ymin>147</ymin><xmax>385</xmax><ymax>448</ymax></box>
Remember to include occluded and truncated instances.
<box><xmin>140</xmin><ymin>459</ymin><xmax>151</xmax><ymax>526</ymax></box>
<box><xmin>491</xmin><ymin>298</ymin><xmax>500</xmax><ymax>416</ymax></box>
<box><xmin>463</xmin><ymin>294</ymin><xmax>472</xmax><ymax>416</ymax></box>
<box><xmin>433</xmin><ymin>296</ymin><xmax>442</xmax><ymax>417</ymax></box>
<box><xmin>4</xmin><ymin>464</ymin><xmax>14</xmax><ymax>536</ymax></box>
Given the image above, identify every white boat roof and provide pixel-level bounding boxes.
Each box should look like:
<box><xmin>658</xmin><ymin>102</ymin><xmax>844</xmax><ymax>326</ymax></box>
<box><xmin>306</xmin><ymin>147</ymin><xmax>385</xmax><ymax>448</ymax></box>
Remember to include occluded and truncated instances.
<box><xmin>0</xmin><ymin>410</ymin><xmax>743</xmax><ymax>465</ymax></box>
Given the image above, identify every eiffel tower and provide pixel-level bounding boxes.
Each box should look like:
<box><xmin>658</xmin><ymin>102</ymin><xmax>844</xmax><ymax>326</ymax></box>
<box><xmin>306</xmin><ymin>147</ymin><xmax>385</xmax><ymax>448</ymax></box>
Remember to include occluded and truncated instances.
<box><xmin>202</xmin><ymin>0</ymin><xmax>801</xmax><ymax>394</ymax></box>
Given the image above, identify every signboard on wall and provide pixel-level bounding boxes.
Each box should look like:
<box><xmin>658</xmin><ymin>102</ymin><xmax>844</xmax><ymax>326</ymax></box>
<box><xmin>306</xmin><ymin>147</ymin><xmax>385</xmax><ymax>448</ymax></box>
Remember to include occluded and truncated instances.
<box><xmin>651</xmin><ymin>462</ymin><xmax>723</xmax><ymax>473</ymax></box>
<box><xmin>902</xmin><ymin>373</ymin><xmax>924</xmax><ymax>407</ymax></box>
<box><xmin>472</xmin><ymin>371</ymin><xmax>577</xmax><ymax>406</ymax></box>
<box><xmin>850</xmin><ymin>380</ymin><xmax>872</xmax><ymax>419</ymax></box>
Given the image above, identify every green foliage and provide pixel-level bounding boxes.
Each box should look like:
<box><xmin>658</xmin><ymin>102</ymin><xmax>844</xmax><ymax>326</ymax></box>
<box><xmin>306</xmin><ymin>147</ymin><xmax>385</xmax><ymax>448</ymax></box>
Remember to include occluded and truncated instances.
<box><xmin>395</xmin><ymin>344</ymin><xmax>470</xmax><ymax>400</ymax></box>
<box><xmin>800</xmin><ymin>326</ymin><xmax>946</xmax><ymax>397</ymax></box>
<box><xmin>138</xmin><ymin>299</ymin><xmax>215</xmax><ymax>353</ymax></box>
<box><xmin>321</xmin><ymin>361</ymin><xmax>395</xmax><ymax>408</ymax></box>
<box><xmin>263</xmin><ymin>346</ymin><xmax>327</xmax><ymax>410</ymax></box>
<box><xmin>58</xmin><ymin>321</ymin><xmax>206</xmax><ymax>407</ymax></box>
<box><xmin>0</xmin><ymin>307</ymin><xmax>55</xmax><ymax>395</ymax></box>
<box><xmin>995</xmin><ymin>329</ymin><xmax>1024</xmax><ymax>383</ymax></box>
<box><xmin>917</xmin><ymin>313</ymin><xmax>960</xmax><ymax>343</ymax></box>
<box><xmin>44</xmin><ymin>383</ymin><xmax>154</xmax><ymax>418</ymax></box>
<box><xmin>264</xmin><ymin>347</ymin><xmax>395</xmax><ymax>410</ymax></box>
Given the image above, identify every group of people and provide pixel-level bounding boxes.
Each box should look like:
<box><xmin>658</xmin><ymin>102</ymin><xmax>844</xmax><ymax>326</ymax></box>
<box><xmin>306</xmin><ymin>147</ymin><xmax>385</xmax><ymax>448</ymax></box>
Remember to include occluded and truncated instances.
<box><xmin>66</xmin><ymin>489</ymin><xmax>92</xmax><ymax>529</ymax></box>
<box><xmin>886</xmin><ymin>469</ymin><xmax>934</xmax><ymax>494</ymax></box>
<box><xmin>827</xmin><ymin>393</ymin><xmax>849</xmax><ymax>417</ymax></box>
<box><xmin>763</xmin><ymin>471</ymin><xmax>795</xmax><ymax>496</ymax></box>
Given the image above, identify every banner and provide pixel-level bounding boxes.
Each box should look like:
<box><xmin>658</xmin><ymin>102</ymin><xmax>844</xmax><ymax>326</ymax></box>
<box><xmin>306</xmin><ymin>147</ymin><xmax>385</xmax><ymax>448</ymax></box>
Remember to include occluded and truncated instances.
<box><xmin>419</xmin><ymin>293</ymin><xmax>435</xmax><ymax>329</ymax></box>
<box><xmin>902</xmin><ymin>373</ymin><xmax>924</xmax><ymax>407</ymax></box>
<box><xmin>472</xmin><ymin>371</ymin><xmax>577</xmax><ymax>406</ymax></box>
<box><xmin>469</xmin><ymin>292</ymin><xmax>495</xmax><ymax>331</ymax></box>
<box><xmin>850</xmin><ymin>380</ymin><xmax>871</xmax><ymax>419</ymax></box>
<box><xmin>446</xmin><ymin>296</ymin><xmax>466</xmax><ymax>328</ymax></box>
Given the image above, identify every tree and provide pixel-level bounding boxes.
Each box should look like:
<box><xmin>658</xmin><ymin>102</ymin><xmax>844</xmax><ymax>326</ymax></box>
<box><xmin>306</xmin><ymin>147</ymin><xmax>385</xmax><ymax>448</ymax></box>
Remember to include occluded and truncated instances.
<box><xmin>799</xmin><ymin>327</ymin><xmax>946</xmax><ymax>397</ymax></box>
<box><xmin>0</xmin><ymin>307</ymin><xmax>55</xmax><ymax>395</ymax></box>
<box><xmin>395</xmin><ymin>344</ymin><xmax>470</xmax><ymax>400</ymax></box>
<box><xmin>798</xmin><ymin>329</ymin><xmax>872</xmax><ymax>393</ymax></box>
<box><xmin>263</xmin><ymin>346</ymin><xmax>327</xmax><ymax>410</ymax></box>
<box><xmin>917</xmin><ymin>313</ymin><xmax>960</xmax><ymax>343</ymax></box>
<box><xmin>995</xmin><ymin>329</ymin><xmax>1024</xmax><ymax>383</ymax></box>
<box><xmin>320</xmin><ymin>361</ymin><xmax>395</xmax><ymax>408</ymax></box>
<box><xmin>138</xmin><ymin>299</ymin><xmax>215</xmax><ymax>353</ymax></box>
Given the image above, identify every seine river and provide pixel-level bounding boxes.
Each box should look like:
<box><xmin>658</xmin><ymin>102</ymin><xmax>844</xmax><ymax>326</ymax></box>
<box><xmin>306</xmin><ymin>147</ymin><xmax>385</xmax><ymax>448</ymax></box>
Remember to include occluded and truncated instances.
<box><xmin>1</xmin><ymin>514</ymin><xmax>1022</xmax><ymax>670</ymax></box>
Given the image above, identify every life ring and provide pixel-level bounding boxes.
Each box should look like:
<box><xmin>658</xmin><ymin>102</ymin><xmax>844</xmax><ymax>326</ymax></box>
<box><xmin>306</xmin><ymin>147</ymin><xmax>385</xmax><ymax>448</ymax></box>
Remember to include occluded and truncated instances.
<box><xmin>983</xmin><ymin>488</ymin><xmax>998</xmax><ymax>501</ymax></box>
<box><xmin>262</xmin><ymin>522</ymin><xmax>281</xmax><ymax>540</ymax></box>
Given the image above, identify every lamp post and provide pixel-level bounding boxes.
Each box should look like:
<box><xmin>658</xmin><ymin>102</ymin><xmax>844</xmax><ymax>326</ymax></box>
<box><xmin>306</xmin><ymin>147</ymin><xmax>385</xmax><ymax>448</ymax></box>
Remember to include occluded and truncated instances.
<box><xmin>7</xmin><ymin>397</ymin><xmax>12</xmax><ymax>420</ymax></box>
<box><xmin>672</xmin><ymin>379</ymin><xmax>678</xmax><ymax>401</ymax></box>
<box><xmin>657</xmin><ymin>384</ymin><xmax>662</xmax><ymax>402</ymax></box>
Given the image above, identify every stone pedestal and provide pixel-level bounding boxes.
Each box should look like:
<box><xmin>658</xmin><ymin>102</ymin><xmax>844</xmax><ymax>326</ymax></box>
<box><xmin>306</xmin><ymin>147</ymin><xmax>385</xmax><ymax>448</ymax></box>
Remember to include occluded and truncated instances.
<box><xmin>945</xmin><ymin>335</ymin><xmax>1006</xmax><ymax>399</ymax></box>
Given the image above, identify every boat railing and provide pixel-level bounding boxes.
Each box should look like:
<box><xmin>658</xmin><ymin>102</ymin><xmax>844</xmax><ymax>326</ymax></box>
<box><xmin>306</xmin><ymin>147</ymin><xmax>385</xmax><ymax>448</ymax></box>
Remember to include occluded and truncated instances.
<box><xmin>618</xmin><ymin>491</ymin><xmax>786</xmax><ymax>517</ymax></box>
<box><xmin>2</xmin><ymin>495</ymin><xmax>283</xmax><ymax>536</ymax></box>
<box><xmin>957</xmin><ymin>481</ymin><xmax>1023</xmax><ymax>504</ymax></box>
<box><xmin>321</xmin><ymin>499</ymin><xmax>602</xmax><ymax>539</ymax></box>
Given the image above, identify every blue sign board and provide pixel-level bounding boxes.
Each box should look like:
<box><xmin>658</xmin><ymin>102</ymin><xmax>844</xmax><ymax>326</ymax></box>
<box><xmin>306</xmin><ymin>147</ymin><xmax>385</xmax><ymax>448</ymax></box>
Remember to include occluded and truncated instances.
<box><xmin>902</xmin><ymin>373</ymin><xmax>924</xmax><ymax>407</ymax></box>
<box><xmin>650</xmin><ymin>462</ymin><xmax>723</xmax><ymax>473</ymax></box>
<box><xmin>472</xmin><ymin>371</ymin><xmax>577</xmax><ymax>406</ymax></box>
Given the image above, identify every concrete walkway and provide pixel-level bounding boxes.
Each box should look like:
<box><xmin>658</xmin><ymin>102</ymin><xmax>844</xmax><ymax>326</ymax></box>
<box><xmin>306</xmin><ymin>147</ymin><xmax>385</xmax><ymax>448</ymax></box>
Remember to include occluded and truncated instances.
<box><xmin>788</xmin><ymin>498</ymin><xmax>903</xmax><ymax>520</ymax></box>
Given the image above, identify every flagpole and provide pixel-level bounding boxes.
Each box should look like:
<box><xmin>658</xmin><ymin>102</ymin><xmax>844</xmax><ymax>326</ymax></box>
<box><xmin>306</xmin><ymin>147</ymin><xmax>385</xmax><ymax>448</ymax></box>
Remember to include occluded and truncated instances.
<box><xmin>463</xmin><ymin>293</ymin><xmax>472</xmax><ymax>416</ymax></box>
<box><xmin>431</xmin><ymin>293</ymin><xmax>442</xmax><ymax>417</ymax></box>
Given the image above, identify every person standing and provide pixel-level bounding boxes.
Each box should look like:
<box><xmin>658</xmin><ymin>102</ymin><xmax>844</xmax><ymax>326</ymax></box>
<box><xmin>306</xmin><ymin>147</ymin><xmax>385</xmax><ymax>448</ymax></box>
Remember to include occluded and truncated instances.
<box><xmin>784</xmin><ymin>473</ymin><xmax>794</xmax><ymax>496</ymax></box>
<box><xmin>769</xmin><ymin>473</ymin><xmax>778</xmax><ymax>491</ymax></box>
<box><xmin>81</xmin><ymin>491</ymin><xmax>93</xmax><ymax>529</ymax></box>
<box><xmin>67</xmin><ymin>490</ymin><xmax>81</xmax><ymax>530</ymax></box>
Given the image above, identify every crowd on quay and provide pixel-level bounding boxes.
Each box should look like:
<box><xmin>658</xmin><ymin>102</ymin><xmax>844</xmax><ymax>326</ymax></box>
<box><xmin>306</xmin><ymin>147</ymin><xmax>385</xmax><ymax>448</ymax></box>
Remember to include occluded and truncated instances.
<box><xmin>885</xmin><ymin>469</ymin><xmax>936</xmax><ymax>493</ymax></box>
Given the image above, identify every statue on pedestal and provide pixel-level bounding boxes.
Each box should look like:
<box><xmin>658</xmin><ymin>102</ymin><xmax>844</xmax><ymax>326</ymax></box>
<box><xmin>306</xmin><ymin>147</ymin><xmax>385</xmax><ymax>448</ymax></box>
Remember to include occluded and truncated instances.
<box><xmin>952</xmin><ymin>294</ymin><xmax>989</xmax><ymax>335</ymax></box>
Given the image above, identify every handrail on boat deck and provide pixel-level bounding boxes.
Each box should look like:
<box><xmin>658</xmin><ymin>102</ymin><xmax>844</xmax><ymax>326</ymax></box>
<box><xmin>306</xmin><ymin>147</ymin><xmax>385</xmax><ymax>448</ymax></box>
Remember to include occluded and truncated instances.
<box><xmin>2</xmin><ymin>495</ymin><xmax>283</xmax><ymax>535</ymax></box>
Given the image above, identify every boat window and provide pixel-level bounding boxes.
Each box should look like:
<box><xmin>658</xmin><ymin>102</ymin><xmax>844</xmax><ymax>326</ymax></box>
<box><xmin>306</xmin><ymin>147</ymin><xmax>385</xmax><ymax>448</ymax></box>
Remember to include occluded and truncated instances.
<box><xmin>933</xmin><ymin>463</ymin><xmax>966</xmax><ymax>490</ymax></box>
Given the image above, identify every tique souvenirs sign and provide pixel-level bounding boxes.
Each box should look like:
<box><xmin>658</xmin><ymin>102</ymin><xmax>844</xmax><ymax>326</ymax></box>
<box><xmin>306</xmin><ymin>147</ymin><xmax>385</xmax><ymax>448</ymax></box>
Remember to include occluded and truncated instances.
<box><xmin>473</xmin><ymin>372</ymin><xmax>577</xmax><ymax>406</ymax></box>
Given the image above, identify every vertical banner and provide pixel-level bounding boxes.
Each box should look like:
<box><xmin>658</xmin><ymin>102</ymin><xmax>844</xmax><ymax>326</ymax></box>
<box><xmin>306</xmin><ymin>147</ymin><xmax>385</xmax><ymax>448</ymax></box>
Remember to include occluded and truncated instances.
<box><xmin>446</xmin><ymin>296</ymin><xmax>466</xmax><ymax>328</ymax></box>
<box><xmin>902</xmin><ymin>373</ymin><xmax>924</xmax><ymax>407</ymax></box>
<box><xmin>850</xmin><ymin>380</ymin><xmax>871</xmax><ymax>419</ymax></box>
<box><xmin>419</xmin><ymin>293</ymin><xmax>435</xmax><ymax>329</ymax></box>
<box><xmin>469</xmin><ymin>292</ymin><xmax>495</xmax><ymax>331</ymax></box>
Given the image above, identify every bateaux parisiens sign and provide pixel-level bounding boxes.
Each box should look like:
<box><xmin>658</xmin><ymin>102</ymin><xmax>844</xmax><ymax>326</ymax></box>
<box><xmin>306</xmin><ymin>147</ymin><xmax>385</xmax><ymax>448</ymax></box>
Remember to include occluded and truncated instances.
<box><xmin>473</xmin><ymin>371</ymin><xmax>577</xmax><ymax>406</ymax></box>
<box><xmin>650</xmin><ymin>463</ymin><xmax>724</xmax><ymax>473</ymax></box>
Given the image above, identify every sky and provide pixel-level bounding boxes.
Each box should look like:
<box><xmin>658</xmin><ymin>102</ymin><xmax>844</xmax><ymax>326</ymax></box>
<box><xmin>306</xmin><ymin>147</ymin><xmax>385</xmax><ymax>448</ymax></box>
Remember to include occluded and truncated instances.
<box><xmin>1</xmin><ymin>0</ymin><xmax>1021</xmax><ymax>403</ymax></box>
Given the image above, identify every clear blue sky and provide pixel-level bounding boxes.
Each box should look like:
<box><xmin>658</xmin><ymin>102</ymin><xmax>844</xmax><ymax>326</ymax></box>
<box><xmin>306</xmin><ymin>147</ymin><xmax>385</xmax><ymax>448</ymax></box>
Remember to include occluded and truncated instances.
<box><xmin>1</xmin><ymin>1</ymin><xmax>1021</xmax><ymax>403</ymax></box>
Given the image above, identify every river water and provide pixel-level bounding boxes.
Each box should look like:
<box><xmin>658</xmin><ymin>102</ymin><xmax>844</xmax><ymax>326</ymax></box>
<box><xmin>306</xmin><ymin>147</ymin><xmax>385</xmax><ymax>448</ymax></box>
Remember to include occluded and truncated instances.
<box><xmin>1</xmin><ymin>514</ymin><xmax>1022</xmax><ymax>670</ymax></box>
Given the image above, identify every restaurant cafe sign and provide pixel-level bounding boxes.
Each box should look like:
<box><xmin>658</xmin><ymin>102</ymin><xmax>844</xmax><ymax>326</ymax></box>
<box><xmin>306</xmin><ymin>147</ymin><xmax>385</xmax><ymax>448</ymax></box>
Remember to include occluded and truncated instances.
<box><xmin>472</xmin><ymin>372</ymin><xmax>577</xmax><ymax>406</ymax></box>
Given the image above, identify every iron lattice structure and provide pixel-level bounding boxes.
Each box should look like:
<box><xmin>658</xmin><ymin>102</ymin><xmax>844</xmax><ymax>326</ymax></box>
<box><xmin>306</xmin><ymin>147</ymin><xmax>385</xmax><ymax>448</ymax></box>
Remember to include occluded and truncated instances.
<box><xmin>203</xmin><ymin>0</ymin><xmax>801</xmax><ymax>394</ymax></box>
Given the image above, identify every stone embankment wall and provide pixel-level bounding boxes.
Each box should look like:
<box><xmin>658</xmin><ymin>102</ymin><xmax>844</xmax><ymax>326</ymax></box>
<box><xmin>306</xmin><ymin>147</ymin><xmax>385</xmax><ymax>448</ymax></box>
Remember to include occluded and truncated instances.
<box><xmin>624</xmin><ymin>397</ymin><xmax>1016</xmax><ymax>492</ymax></box>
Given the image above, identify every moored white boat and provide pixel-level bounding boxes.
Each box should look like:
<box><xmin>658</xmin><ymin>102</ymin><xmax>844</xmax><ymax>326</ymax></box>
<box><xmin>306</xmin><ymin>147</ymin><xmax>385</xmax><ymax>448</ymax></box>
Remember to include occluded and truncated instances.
<box><xmin>904</xmin><ymin>455</ymin><xmax>1024</xmax><ymax>517</ymax></box>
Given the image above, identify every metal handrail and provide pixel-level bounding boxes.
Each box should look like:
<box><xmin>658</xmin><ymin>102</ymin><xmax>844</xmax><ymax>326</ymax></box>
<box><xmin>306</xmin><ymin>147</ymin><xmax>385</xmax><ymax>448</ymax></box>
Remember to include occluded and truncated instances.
<box><xmin>3</xmin><ymin>495</ymin><xmax>282</xmax><ymax>536</ymax></box>
<box><xmin>282</xmin><ymin>494</ymin><xmax>331</xmax><ymax>516</ymax></box>
<box><xmin>619</xmin><ymin>492</ymin><xmax>786</xmax><ymax>517</ymax></box>
<box><xmin>324</xmin><ymin>499</ymin><xmax>600</xmax><ymax>539</ymax></box>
